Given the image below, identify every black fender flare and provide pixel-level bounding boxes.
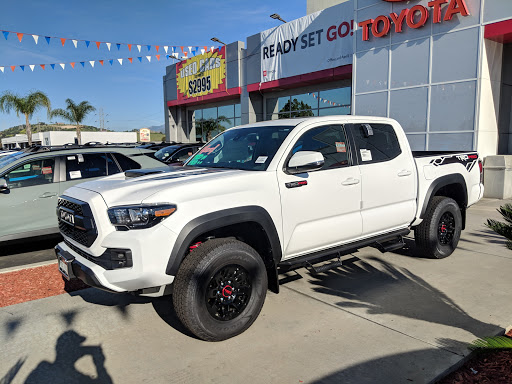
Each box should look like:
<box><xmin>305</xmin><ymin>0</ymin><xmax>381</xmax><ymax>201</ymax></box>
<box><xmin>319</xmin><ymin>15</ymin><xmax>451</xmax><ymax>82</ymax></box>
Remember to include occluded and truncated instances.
<box><xmin>420</xmin><ymin>174</ymin><xmax>468</xmax><ymax>227</ymax></box>
<box><xmin>166</xmin><ymin>206</ymin><xmax>282</xmax><ymax>277</ymax></box>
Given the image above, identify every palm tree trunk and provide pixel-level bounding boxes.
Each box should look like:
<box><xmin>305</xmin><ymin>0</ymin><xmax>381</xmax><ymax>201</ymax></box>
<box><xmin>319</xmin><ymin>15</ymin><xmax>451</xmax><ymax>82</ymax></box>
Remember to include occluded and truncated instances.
<box><xmin>25</xmin><ymin>114</ymin><xmax>33</xmax><ymax>147</ymax></box>
<box><xmin>76</xmin><ymin>123</ymin><xmax>82</xmax><ymax>145</ymax></box>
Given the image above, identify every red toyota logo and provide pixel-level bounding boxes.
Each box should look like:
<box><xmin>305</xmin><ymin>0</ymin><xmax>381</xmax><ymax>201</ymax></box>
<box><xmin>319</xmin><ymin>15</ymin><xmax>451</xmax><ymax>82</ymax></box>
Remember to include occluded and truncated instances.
<box><xmin>222</xmin><ymin>285</ymin><xmax>233</xmax><ymax>297</ymax></box>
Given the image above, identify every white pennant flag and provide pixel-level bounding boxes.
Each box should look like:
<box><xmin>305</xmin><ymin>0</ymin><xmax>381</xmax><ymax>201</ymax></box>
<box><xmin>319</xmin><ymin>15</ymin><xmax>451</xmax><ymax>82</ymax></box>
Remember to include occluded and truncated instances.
<box><xmin>89</xmin><ymin>60</ymin><xmax>95</xmax><ymax>68</ymax></box>
<box><xmin>172</xmin><ymin>53</ymin><xmax>179</xmax><ymax>59</ymax></box>
<box><xmin>210</xmin><ymin>46</ymin><xmax>215</xmax><ymax>52</ymax></box>
<box><xmin>117</xmin><ymin>58</ymin><xmax>123</xmax><ymax>65</ymax></box>
<box><xmin>201</xmin><ymin>49</ymin><xmax>205</xmax><ymax>54</ymax></box>
<box><xmin>72</xmin><ymin>39</ymin><xmax>78</xmax><ymax>48</ymax></box>
<box><xmin>29</xmin><ymin>65</ymin><xmax>35</xmax><ymax>71</ymax></box>
<box><xmin>32</xmin><ymin>35</ymin><xmax>39</xmax><ymax>44</ymax></box>
<box><xmin>163</xmin><ymin>46</ymin><xmax>168</xmax><ymax>53</ymax></box>
<box><xmin>188</xmin><ymin>46</ymin><xmax>192</xmax><ymax>53</ymax></box>
<box><xmin>146</xmin><ymin>56</ymin><xmax>151</xmax><ymax>62</ymax></box>
<box><xmin>137</xmin><ymin>45</ymin><xmax>141</xmax><ymax>52</ymax></box>
<box><xmin>0</xmin><ymin>67</ymin><xmax>4</xmax><ymax>73</ymax></box>
<box><xmin>60</xmin><ymin>63</ymin><xmax>65</xmax><ymax>70</ymax></box>
<box><xmin>106</xmin><ymin>42</ymin><xmax>111</xmax><ymax>51</ymax></box>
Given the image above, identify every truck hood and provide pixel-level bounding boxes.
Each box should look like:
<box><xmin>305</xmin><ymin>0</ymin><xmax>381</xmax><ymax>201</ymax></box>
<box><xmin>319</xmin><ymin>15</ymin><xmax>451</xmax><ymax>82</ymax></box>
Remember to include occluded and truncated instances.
<box><xmin>67</xmin><ymin>166</ymin><xmax>244</xmax><ymax>207</ymax></box>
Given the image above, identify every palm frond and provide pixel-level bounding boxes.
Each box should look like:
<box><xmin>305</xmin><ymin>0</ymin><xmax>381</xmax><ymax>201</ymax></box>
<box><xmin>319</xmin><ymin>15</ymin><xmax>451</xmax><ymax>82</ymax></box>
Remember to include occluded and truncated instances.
<box><xmin>469</xmin><ymin>336</ymin><xmax>512</xmax><ymax>350</ymax></box>
<box><xmin>50</xmin><ymin>108</ymin><xmax>73</xmax><ymax>122</ymax></box>
<box><xmin>0</xmin><ymin>92</ymin><xmax>24</xmax><ymax>117</ymax></box>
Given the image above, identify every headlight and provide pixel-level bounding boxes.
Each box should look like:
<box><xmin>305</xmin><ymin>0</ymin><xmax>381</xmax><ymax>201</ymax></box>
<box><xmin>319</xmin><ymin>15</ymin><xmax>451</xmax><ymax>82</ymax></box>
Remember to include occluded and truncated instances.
<box><xmin>107</xmin><ymin>204</ymin><xmax>176</xmax><ymax>229</ymax></box>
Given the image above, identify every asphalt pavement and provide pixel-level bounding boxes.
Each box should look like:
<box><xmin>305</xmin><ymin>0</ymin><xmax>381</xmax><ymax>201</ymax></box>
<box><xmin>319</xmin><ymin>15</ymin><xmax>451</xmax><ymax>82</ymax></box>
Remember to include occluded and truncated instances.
<box><xmin>1</xmin><ymin>198</ymin><xmax>511</xmax><ymax>384</ymax></box>
<box><xmin>0</xmin><ymin>235</ymin><xmax>61</xmax><ymax>270</ymax></box>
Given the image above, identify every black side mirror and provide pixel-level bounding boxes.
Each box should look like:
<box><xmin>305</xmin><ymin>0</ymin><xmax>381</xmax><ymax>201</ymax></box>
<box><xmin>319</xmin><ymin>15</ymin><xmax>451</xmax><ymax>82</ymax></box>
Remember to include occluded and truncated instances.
<box><xmin>0</xmin><ymin>178</ymin><xmax>9</xmax><ymax>193</ymax></box>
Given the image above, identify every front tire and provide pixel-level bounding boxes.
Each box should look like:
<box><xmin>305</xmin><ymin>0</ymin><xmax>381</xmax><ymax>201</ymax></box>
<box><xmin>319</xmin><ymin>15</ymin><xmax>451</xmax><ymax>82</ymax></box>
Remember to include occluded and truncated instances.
<box><xmin>414</xmin><ymin>196</ymin><xmax>462</xmax><ymax>259</ymax></box>
<box><xmin>172</xmin><ymin>238</ymin><xmax>268</xmax><ymax>341</ymax></box>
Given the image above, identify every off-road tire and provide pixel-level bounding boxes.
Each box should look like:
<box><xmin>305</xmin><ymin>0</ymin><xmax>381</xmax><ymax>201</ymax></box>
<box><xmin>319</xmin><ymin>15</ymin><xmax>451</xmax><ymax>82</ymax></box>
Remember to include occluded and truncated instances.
<box><xmin>172</xmin><ymin>238</ymin><xmax>268</xmax><ymax>341</ymax></box>
<box><xmin>415</xmin><ymin>196</ymin><xmax>462</xmax><ymax>259</ymax></box>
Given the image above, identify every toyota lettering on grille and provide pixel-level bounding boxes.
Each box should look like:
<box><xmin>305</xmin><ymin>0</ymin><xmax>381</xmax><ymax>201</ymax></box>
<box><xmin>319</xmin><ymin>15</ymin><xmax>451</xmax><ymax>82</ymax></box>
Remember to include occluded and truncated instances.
<box><xmin>59</xmin><ymin>208</ymin><xmax>75</xmax><ymax>226</ymax></box>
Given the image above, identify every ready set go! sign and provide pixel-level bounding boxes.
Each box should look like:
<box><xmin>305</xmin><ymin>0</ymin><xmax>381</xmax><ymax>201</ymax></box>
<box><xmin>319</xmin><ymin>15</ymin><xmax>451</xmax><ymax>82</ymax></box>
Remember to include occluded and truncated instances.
<box><xmin>176</xmin><ymin>46</ymin><xmax>226</xmax><ymax>100</ymax></box>
<box><xmin>359</xmin><ymin>0</ymin><xmax>470</xmax><ymax>41</ymax></box>
<box><xmin>260</xmin><ymin>1</ymin><xmax>353</xmax><ymax>83</ymax></box>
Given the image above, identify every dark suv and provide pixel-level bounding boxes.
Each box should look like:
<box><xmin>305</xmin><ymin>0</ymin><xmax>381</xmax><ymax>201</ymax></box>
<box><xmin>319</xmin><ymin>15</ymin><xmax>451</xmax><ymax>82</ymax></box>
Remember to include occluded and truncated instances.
<box><xmin>153</xmin><ymin>143</ymin><xmax>203</xmax><ymax>165</ymax></box>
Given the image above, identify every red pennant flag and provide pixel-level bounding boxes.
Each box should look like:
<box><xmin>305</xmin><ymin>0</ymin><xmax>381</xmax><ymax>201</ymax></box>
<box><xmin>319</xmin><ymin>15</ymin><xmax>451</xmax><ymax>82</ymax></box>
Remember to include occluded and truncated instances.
<box><xmin>184</xmin><ymin>52</ymin><xmax>188</xmax><ymax>58</ymax></box>
<box><xmin>128</xmin><ymin>57</ymin><xmax>133</xmax><ymax>63</ymax></box>
<box><xmin>10</xmin><ymin>66</ymin><xmax>15</xmax><ymax>72</ymax></box>
<box><xmin>204</xmin><ymin>46</ymin><xmax>207</xmax><ymax>51</ymax></box>
<box><xmin>155</xmin><ymin>45</ymin><xmax>159</xmax><ymax>52</ymax></box>
<box><xmin>127</xmin><ymin>44</ymin><xmax>132</xmax><ymax>51</ymax></box>
<box><xmin>156</xmin><ymin>55</ymin><xmax>160</xmax><ymax>61</ymax></box>
<box><xmin>99</xmin><ymin>60</ymin><xmax>104</xmax><ymax>65</ymax></box>
<box><xmin>40</xmin><ymin>64</ymin><xmax>45</xmax><ymax>70</ymax></box>
<box><xmin>180</xmin><ymin>46</ymin><xmax>184</xmax><ymax>53</ymax></box>
<box><xmin>70</xmin><ymin>62</ymin><xmax>75</xmax><ymax>68</ymax></box>
<box><xmin>96</xmin><ymin>41</ymin><xmax>101</xmax><ymax>49</ymax></box>
<box><xmin>17</xmin><ymin>33</ymin><xmax>23</xmax><ymax>42</ymax></box>
<box><xmin>60</xmin><ymin>38</ymin><xmax>66</xmax><ymax>46</ymax></box>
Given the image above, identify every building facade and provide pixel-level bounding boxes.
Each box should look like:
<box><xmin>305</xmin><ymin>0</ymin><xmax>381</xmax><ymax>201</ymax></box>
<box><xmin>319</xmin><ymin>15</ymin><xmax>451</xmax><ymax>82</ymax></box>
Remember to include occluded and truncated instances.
<box><xmin>163</xmin><ymin>0</ymin><xmax>512</xmax><ymax>158</ymax></box>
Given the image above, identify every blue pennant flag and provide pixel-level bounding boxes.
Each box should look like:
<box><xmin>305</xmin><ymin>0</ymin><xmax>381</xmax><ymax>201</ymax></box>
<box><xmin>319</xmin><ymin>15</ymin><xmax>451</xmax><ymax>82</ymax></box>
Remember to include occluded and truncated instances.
<box><xmin>50</xmin><ymin>64</ymin><xmax>55</xmax><ymax>70</ymax></box>
<box><xmin>45</xmin><ymin>36</ymin><xmax>51</xmax><ymax>45</ymax></box>
<box><xmin>171</xmin><ymin>46</ymin><xmax>176</xmax><ymax>53</ymax></box>
<box><xmin>137</xmin><ymin>56</ymin><xmax>142</xmax><ymax>62</ymax></box>
<box><xmin>192</xmin><ymin>48</ymin><xmax>198</xmax><ymax>56</ymax></box>
<box><xmin>2</xmin><ymin>31</ymin><xmax>8</xmax><ymax>40</ymax></box>
<box><xmin>166</xmin><ymin>55</ymin><xmax>169</xmax><ymax>60</ymax></box>
<box><xmin>147</xmin><ymin>45</ymin><xmax>151</xmax><ymax>51</ymax></box>
<box><xmin>116</xmin><ymin>43</ymin><xmax>121</xmax><ymax>50</ymax></box>
<box><xmin>85</xmin><ymin>40</ymin><xmax>90</xmax><ymax>48</ymax></box>
<box><xmin>109</xmin><ymin>60</ymin><xmax>113</xmax><ymax>66</ymax></box>
<box><xmin>80</xmin><ymin>62</ymin><xmax>85</xmax><ymax>67</ymax></box>
<box><xmin>20</xmin><ymin>65</ymin><xmax>24</xmax><ymax>71</ymax></box>
<box><xmin>218</xmin><ymin>46</ymin><xmax>222</xmax><ymax>51</ymax></box>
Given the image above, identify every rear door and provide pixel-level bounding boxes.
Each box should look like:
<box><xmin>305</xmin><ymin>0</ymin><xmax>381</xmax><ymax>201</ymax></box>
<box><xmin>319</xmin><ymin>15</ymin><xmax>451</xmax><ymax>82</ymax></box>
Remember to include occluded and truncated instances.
<box><xmin>277</xmin><ymin>123</ymin><xmax>362</xmax><ymax>259</ymax></box>
<box><xmin>0</xmin><ymin>156</ymin><xmax>60</xmax><ymax>239</ymax></box>
<box><xmin>347</xmin><ymin>122</ymin><xmax>416</xmax><ymax>235</ymax></box>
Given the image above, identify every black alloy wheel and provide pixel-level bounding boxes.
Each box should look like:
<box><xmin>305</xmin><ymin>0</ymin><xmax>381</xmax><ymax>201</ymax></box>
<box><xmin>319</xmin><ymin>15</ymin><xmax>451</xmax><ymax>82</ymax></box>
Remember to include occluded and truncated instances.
<box><xmin>437</xmin><ymin>212</ymin><xmax>456</xmax><ymax>245</ymax></box>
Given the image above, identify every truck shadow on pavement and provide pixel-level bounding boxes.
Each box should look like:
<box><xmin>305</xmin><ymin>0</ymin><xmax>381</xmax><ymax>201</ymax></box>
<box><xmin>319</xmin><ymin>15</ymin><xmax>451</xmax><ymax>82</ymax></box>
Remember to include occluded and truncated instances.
<box><xmin>306</xmin><ymin>256</ymin><xmax>500</xmax><ymax>340</ymax></box>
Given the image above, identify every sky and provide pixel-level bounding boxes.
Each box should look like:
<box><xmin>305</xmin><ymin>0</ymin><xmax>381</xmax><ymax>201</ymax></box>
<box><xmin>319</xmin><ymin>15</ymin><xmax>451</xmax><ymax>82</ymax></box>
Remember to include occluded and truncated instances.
<box><xmin>0</xmin><ymin>0</ymin><xmax>306</xmax><ymax>132</ymax></box>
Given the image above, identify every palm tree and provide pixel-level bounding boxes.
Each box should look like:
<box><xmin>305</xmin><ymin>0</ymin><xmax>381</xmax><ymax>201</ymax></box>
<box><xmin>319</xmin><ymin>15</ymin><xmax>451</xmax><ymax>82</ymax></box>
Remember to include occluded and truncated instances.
<box><xmin>51</xmin><ymin>99</ymin><xmax>96</xmax><ymax>145</ymax></box>
<box><xmin>0</xmin><ymin>91</ymin><xmax>52</xmax><ymax>146</ymax></box>
<box><xmin>196</xmin><ymin>115</ymin><xmax>231</xmax><ymax>142</ymax></box>
<box><xmin>486</xmin><ymin>203</ymin><xmax>512</xmax><ymax>250</ymax></box>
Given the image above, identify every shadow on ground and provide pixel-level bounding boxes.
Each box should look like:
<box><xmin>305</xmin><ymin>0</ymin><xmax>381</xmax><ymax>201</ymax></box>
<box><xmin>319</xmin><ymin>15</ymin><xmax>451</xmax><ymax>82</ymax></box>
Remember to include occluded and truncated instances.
<box><xmin>0</xmin><ymin>235</ymin><xmax>62</xmax><ymax>257</ymax></box>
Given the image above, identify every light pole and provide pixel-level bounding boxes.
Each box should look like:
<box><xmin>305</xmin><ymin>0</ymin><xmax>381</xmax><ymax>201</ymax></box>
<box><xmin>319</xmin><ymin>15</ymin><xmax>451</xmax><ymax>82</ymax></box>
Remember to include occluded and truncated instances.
<box><xmin>270</xmin><ymin>13</ymin><xmax>287</xmax><ymax>23</ymax></box>
<box><xmin>211</xmin><ymin>37</ymin><xmax>227</xmax><ymax>45</ymax></box>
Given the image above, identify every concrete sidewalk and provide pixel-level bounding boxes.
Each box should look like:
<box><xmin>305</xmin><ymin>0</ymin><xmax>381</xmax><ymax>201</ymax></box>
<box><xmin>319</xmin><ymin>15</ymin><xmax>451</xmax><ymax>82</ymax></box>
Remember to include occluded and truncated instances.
<box><xmin>1</xmin><ymin>199</ymin><xmax>511</xmax><ymax>384</ymax></box>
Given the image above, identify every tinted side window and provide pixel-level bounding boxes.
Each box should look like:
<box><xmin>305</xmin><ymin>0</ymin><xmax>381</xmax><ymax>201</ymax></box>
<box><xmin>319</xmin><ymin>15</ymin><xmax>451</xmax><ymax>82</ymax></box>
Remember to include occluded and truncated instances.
<box><xmin>350</xmin><ymin>123</ymin><xmax>401</xmax><ymax>164</ymax></box>
<box><xmin>173</xmin><ymin>147</ymin><xmax>198</xmax><ymax>162</ymax></box>
<box><xmin>106</xmin><ymin>153</ymin><xmax>120</xmax><ymax>175</ymax></box>
<box><xmin>5</xmin><ymin>158</ymin><xmax>55</xmax><ymax>189</ymax></box>
<box><xmin>113</xmin><ymin>153</ymin><xmax>142</xmax><ymax>171</ymax></box>
<box><xmin>290</xmin><ymin>125</ymin><xmax>350</xmax><ymax>170</ymax></box>
<box><xmin>65</xmin><ymin>153</ymin><xmax>109</xmax><ymax>181</ymax></box>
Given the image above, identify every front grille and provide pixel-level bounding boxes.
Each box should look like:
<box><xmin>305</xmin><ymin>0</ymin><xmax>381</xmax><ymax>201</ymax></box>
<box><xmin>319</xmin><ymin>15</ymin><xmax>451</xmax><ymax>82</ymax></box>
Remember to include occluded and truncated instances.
<box><xmin>57</xmin><ymin>196</ymin><xmax>97</xmax><ymax>247</ymax></box>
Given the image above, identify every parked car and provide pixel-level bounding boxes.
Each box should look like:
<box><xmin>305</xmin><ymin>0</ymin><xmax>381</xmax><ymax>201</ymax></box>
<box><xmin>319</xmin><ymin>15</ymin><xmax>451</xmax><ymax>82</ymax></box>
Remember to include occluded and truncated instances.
<box><xmin>0</xmin><ymin>150</ymin><xmax>17</xmax><ymax>159</ymax></box>
<box><xmin>0</xmin><ymin>145</ymin><xmax>165</xmax><ymax>243</ymax></box>
<box><xmin>153</xmin><ymin>143</ymin><xmax>203</xmax><ymax>165</ymax></box>
<box><xmin>55</xmin><ymin>116</ymin><xmax>484</xmax><ymax>341</ymax></box>
<box><xmin>137</xmin><ymin>142</ymin><xmax>175</xmax><ymax>151</ymax></box>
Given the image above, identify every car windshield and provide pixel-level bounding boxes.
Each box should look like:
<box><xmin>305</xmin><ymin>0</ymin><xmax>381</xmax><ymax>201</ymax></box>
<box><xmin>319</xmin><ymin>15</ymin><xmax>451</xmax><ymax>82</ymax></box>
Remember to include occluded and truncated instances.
<box><xmin>154</xmin><ymin>145</ymin><xmax>182</xmax><ymax>161</ymax></box>
<box><xmin>0</xmin><ymin>152</ymin><xmax>28</xmax><ymax>169</ymax></box>
<box><xmin>185</xmin><ymin>125</ymin><xmax>294</xmax><ymax>171</ymax></box>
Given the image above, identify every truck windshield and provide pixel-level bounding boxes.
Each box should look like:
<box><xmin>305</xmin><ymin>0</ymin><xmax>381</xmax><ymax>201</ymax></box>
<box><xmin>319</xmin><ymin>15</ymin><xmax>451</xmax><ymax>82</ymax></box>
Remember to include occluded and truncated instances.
<box><xmin>185</xmin><ymin>125</ymin><xmax>294</xmax><ymax>171</ymax></box>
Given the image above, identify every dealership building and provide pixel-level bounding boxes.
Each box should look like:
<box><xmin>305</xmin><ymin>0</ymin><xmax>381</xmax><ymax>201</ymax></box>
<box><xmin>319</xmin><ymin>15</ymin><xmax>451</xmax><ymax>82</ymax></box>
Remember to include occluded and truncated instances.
<box><xmin>163</xmin><ymin>0</ymin><xmax>512</xmax><ymax>161</ymax></box>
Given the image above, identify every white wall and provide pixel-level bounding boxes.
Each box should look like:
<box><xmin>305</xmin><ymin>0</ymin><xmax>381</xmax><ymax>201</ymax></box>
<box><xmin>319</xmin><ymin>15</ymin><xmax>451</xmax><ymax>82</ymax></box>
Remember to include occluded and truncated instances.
<box><xmin>307</xmin><ymin>0</ymin><xmax>349</xmax><ymax>14</ymax></box>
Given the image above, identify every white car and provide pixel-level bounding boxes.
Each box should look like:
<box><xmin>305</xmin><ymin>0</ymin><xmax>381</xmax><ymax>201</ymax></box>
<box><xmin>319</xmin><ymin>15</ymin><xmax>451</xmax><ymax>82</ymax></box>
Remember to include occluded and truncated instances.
<box><xmin>55</xmin><ymin>116</ymin><xmax>484</xmax><ymax>341</ymax></box>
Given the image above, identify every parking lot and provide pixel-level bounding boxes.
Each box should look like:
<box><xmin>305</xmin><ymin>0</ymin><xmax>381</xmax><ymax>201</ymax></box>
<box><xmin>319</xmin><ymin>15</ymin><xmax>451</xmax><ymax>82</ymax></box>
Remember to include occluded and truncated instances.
<box><xmin>1</xmin><ymin>198</ymin><xmax>511</xmax><ymax>384</ymax></box>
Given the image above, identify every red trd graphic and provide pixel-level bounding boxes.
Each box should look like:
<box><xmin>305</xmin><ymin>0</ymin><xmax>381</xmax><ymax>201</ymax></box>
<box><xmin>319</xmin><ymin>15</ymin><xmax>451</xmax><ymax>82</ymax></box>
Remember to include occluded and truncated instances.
<box><xmin>222</xmin><ymin>286</ymin><xmax>233</xmax><ymax>297</ymax></box>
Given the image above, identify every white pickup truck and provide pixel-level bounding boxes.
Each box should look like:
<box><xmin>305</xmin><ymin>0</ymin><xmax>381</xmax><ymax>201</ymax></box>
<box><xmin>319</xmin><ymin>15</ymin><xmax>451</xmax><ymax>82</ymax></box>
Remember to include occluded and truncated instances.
<box><xmin>55</xmin><ymin>116</ymin><xmax>484</xmax><ymax>341</ymax></box>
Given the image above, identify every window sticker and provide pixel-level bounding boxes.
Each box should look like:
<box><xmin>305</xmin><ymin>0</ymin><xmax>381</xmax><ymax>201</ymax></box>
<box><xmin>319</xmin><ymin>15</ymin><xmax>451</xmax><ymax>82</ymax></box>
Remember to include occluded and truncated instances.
<box><xmin>255</xmin><ymin>156</ymin><xmax>268</xmax><ymax>164</ymax></box>
<box><xmin>335</xmin><ymin>142</ymin><xmax>346</xmax><ymax>153</ymax></box>
<box><xmin>42</xmin><ymin>167</ymin><xmax>53</xmax><ymax>175</ymax></box>
<box><xmin>77</xmin><ymin>154</ymin><xmax>84</xmax><ymax>163</ymax></box>
<box><xmin>360</xmin><ymin>149</ymin><xmax>372</xmax><ymax>162</ymax></box>
<box><xmin>200</xmin><ymin>143</ymin><xmax>221</xmax><ymax>155</ymax></box>
<box><xmin>24</xmin><ymin>164</ymin><xmax>31</xmax><ymax>169</ymax></box>
<box><xmin>67</xmin><ymin>156</ymin><xmax>76</xmax><ymax>160</ymax></box>
<box><xmin>69</xmin><ymin>170</ymin><xmax>82</xmax><ymax>179</ymax></box>
<box><xmin>32</xmin><ymin>164</ymin><xmax>41</xmax><ymax>171</ymax></box>
<box><xmin>188</xmin><ymin>153</ymin><xmax>207</xmax><ymax>165</ymax></box>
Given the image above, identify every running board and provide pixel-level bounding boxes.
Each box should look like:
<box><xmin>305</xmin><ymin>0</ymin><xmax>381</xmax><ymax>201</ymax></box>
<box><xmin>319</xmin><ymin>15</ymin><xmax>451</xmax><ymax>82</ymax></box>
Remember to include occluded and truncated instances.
<box><xmin>374</xmin><ymin>236</ymin><xmax>405</xmax><ymax>253</ymax></box>
<box><xmin>308</xmin><ymin>258</ymin><xmax>344</xmax><ymax>275</ymax></box>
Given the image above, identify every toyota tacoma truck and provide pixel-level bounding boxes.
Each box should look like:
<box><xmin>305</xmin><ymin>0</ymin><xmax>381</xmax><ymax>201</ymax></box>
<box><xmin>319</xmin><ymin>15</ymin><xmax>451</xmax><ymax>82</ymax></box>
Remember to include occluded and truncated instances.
<box><xmin>55</xmin><ymin>116</ymin><xmax>484</xmax><ymax>341</ymax></box>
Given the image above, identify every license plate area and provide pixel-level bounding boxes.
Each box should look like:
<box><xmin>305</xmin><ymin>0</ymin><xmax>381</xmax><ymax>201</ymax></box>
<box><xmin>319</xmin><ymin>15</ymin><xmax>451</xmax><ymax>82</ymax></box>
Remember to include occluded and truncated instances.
<box><xmin>58</xmin><ymin>252</ymin><xmax>75</xmax><ymax>280</ymax></box>
<box><xmin>59</xmin><ymin>207</ymin><xmax>75</xmax><ymax>226</ymax></box>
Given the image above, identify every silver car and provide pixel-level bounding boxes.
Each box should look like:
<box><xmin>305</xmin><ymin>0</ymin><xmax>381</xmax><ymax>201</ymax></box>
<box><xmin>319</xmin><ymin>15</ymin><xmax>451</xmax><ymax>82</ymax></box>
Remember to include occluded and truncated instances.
<box><xmin>0</xmin><ymin>145</ymin><xmax>164</xmax><ymax>243</ymax></box>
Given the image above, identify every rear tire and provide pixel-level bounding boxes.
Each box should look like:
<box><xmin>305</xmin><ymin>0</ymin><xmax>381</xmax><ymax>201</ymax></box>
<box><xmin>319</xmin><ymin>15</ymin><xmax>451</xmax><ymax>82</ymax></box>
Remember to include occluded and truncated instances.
<box><xmin>414</xmin><ymin>196</ymin><xmax>462</xmax><ymax>259</ymax></box>
<box><xmin>172</xmin><ymin>238</ymin><xmax>267</xmax><ymax>341</ymax></box>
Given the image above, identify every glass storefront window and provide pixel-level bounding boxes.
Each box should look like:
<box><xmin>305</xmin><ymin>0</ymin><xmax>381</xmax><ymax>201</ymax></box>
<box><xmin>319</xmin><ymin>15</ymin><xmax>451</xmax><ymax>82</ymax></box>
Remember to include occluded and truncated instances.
<box><xmin>189</xmin><ymin>103</ymin><xmax>242</xmax><ymax>142</ymax></box>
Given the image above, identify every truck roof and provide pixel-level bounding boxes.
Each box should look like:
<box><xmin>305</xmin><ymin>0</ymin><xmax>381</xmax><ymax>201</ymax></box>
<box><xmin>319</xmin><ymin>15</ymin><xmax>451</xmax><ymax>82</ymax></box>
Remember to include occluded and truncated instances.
<box><xmin>233</xmin><ymin>115</ymin><xmax>398</xmax><ymax>129</ymax></box>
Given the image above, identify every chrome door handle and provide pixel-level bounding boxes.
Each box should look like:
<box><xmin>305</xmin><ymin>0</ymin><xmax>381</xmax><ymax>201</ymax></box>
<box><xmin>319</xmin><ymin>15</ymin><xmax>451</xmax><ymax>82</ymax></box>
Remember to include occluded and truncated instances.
<box><xmin>39</xmin><ymin>192</ymin><xmax>57</xmax><ymax>198</ymax></box>
<box><xmin>341</xmin><ymin>178</ymin><xmax>360</xmax><ymax>186</ymax></box>
<box><xmin>398</xmin><ymin>170</ymin><xmax>412</xmax><ymax>177</ymax></box>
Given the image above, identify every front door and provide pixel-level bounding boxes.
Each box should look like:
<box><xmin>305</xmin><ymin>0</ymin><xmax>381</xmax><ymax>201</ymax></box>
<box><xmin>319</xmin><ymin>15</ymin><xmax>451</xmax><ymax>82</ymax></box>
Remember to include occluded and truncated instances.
<box><xmin>277</xmin><ymin>124</ymin><xmax>362</xmax><ymax>259</ymax></box>
<box><xmin>0</xmin><ymin>157</ymin><xmax>59</xmax><ymax>239</ymax></box>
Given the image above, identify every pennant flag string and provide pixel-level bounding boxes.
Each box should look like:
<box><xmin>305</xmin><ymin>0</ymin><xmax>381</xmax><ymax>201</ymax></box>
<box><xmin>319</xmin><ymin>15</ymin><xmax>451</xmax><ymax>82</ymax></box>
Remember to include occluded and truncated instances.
<box><xmin>0</xmin><ymin>29</ymin><xmax>209</xmax><ymax>53</ymax></box>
